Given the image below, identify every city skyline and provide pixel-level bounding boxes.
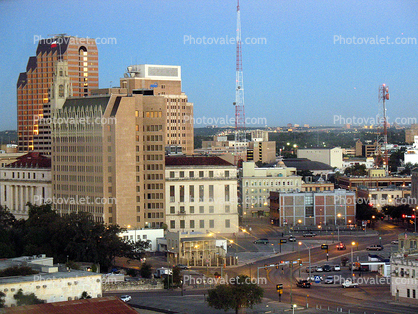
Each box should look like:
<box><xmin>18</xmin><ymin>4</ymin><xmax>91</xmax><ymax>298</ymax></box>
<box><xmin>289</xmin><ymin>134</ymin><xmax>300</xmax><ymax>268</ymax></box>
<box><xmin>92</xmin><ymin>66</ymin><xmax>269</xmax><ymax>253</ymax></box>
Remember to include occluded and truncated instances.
<box><xmin>1</xmin><ymin>0</ymin><xmax>418</xmax><ymax>130</ymax></box>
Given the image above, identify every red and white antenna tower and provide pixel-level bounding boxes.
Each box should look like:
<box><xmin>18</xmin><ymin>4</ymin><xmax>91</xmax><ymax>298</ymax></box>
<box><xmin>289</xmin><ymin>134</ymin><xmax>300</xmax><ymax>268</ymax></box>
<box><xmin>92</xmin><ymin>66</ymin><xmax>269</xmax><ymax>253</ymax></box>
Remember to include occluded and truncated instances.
<box><xmin>377</xmin><ymin>84</ymin><xmax>389</xmax><ymax>174</ymax></box>
<box><xmin>233</xmin><ymin>0</ymin><xmax>246</xmax><ymax>164</ymax></box>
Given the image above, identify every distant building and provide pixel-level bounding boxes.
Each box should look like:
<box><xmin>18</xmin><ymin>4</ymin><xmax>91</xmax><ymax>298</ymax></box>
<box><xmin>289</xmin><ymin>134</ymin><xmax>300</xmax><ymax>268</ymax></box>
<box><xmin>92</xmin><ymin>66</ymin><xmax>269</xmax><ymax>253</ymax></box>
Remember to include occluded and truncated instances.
<box><xmin>404</xmin><ymin>136</ymin><xmax>418</xmax><ymax>165</ymax></box>
<box><xmin>357</xmin><ymin>186</ymin><xmax>411</xmax><ymax>209</ymax></box>
<box><xmin>297</xmin><ymin>147</ymin><xmax>343</xmax><ymax>169</ymax></box>
<box><xmin>269</xmin><ymin>189</ymin><xmax>356</xmax><ymax>226</ymax></box>
<box><xmin>301</xmin><ymin>177</ymin><xmax>334</xmax><ymax>192</ymax></box>
<box><xmin>405</xmin><ymin>124</ymin><xmax>418</xmax><ymax>144</ymax></box>
<box><xmin>0</xmin><ymin>255</ymin><xmax>102</xmax><ymax>307</ymax></box>
<box><xmin>0</xmin><ymin>152</ymin><xmax>51</xmax><ymax>219</ymax></box>
<box><xmin>342</xmin><ymin>157</ymin><xmax>374</xmax><ymax>170</ymax></box>
<box><xmin>165</xmin><ymin>156</ymin><xmax>238</xmax><ymax>234</ymax></box>
<box><xmin>118</xmin><ymin>229</ymin><xmax>164</xmax><ymax>252</ymax></box>
<box><xmin>0</xmin><ymin>152</ymin><xmax>26</xmax><ymax>168</ymax></box>
<box><xmin>240</xmin><ymin>161</ymin><xmax>302</xmax><ymax>218</ymax></box>
<box><xmin>338</xmin><ymin>175</ymin><xmax>411</xmax><ymax>191</ymax></box>
<box><xmin>355</xmin><ymin>140</ymin><xmax>377</xmax><ymax>157</ymax></box>
<box><xmin>282</xmin><ymin>158</ymin><xmax>333</xmax><ymax>177</ymax></box>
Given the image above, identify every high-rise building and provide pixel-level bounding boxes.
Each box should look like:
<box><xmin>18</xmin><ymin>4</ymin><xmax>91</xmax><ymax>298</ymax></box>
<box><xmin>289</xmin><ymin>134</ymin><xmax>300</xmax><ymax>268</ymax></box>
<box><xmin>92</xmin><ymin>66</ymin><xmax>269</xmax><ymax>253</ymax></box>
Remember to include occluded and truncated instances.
<box><xmin>17</xmin><ymin>36</ymin><xmax>98</xmax><ymax>154</ymax></box>
<box><xmin>120</xmin><ymin>65</ymin><xmax>194</xmax><ymax>155</ymax></box>
<box><xmin>52</xmin><ymin>90</ymin><xmax>166</xmax><ymax>228</ymax></box>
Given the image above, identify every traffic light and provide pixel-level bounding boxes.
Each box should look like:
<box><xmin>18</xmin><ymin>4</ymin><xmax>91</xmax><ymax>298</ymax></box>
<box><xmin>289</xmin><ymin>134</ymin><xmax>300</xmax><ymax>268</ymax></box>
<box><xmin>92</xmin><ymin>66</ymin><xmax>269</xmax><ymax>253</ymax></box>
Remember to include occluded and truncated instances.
<box><xmin>264</xmin><ymin>264</ymin><xmax>268</xmax><ymax>270</ymax></box>
<box><xmin>299</xmin><ymin>259</ymin><xmax>302</xmax><ymax>266</ymax></box>
<box><xmin>276</xmin><ymin>263</ymin><xmax>279</xmax><ymax>269</ymax></box>
<box><xmin>402</xmin><ymin>214</ymin><xmax>406</xmax><ymax>218</ymax></box>
<box><xmin>276</xmin><ymin>283</ymin><xmax>283</xmax><ymax>293</ymax></box>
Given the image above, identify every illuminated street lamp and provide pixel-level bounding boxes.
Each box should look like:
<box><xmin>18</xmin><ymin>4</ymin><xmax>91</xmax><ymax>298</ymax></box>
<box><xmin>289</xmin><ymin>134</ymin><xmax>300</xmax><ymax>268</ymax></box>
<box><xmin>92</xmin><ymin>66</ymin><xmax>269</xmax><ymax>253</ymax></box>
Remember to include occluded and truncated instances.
<box><xmin>351</xmin><ymin>241</ymin><xmax>356</xmax><ymax>280</ymax></box>
<box><xmin>299</xmin><ymin>242</ymin><xmax>311</xmax><ymax>281</ymax></box>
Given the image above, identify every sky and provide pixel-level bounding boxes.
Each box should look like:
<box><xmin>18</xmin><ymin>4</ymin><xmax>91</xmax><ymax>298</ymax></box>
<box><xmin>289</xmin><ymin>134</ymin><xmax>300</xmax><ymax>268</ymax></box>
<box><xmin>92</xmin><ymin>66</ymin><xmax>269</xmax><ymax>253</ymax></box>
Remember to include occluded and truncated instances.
<box><xmin>1</xmin><ymin>0</ymin><xmax>418</xmax><ymax>130</ymax></box>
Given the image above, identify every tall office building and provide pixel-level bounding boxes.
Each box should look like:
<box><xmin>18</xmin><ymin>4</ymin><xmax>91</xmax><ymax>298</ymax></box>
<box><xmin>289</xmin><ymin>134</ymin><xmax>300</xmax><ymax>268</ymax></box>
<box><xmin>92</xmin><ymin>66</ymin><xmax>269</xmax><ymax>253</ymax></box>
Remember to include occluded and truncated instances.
<box><xmin>120</xmin><ymin>65</ymin><xmax>194</xmax><ymax>155</ymax></box>
<box><xmin>17</xmin><ymin>36</ymin><xmax>98</xmax><ymax>154</ymax></box>
<box><xmin>52</xmin><ymin>89</ymin><xmax>166</xmax><ymax>228</ymax></box>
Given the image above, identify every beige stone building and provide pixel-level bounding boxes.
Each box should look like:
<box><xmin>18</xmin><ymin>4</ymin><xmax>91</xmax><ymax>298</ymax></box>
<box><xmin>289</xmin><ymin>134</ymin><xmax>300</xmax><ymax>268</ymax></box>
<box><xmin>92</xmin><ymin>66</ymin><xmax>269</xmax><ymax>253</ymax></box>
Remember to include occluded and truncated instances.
<box><xmin>52</xmin><ymin>91</ymin><xmax>166</xmax><ymax>229</ymax></box>
<box><xmin>165</xmin><ymin>156</ymin><xmax>239</xmax><ymax>234</ymax></box>
<box><xmin>240</xmin><ymin>161</ymin><xmax>302</xmax><ymax>218</ymax></box>
<box><xmin>297</xmin><ymin>147</ymin><xmax>343</xmax><ymax>169</ymax></box>
<box><xmin>120</xmin><ymin>65</ymin><xmax>194</xmax><ymax>155</ymax></box>
<box><xmin>405</xmin><ymin>124</ymin><xmax>418</xmax><ymax>144</ymax></box>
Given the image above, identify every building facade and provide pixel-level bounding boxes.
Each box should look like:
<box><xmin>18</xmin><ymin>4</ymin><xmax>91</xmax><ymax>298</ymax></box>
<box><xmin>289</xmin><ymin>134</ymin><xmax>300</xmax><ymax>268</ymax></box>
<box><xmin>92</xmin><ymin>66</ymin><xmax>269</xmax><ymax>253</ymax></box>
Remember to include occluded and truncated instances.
<box><xmin>17</xmin><ymin>36</ymin><xmax>98</xmax><ymax>154</ymax></box>
<box><xmin>52</xmin><ymin>91</ymin><xmax>166</xmax><ymax>228</ymax></box>
<box><xmin>165</xmin><ymin>156</ymin><xmax>239</xmax><ymax>234</ymax></box>
<box><xmin>269</xmin><ymin>190</ymin><xmax>356</xmax><ymax>227</ymax></box>
<box><xmin>0</xmin><ymin>153</ymin><xmax>51</xmax><ymax>219</ymax></box>
<box><xmin>120</xmin><ymin>65</ymin><xmax>194</xmax><ymax>155</ymax></box>
<box><xmin>297</xmin><ymin>147</ymin><xmax>343</xmax><ymax>169</ymax></box>
<box><xmin>240</xmin><ymin>161</ymin><xmax>302</xmax><ymax>218</ymax></box>
<box><xmin>118</xmin><ymin>228</ymin><xmax>164</xmax><ymax>252</ymax></box>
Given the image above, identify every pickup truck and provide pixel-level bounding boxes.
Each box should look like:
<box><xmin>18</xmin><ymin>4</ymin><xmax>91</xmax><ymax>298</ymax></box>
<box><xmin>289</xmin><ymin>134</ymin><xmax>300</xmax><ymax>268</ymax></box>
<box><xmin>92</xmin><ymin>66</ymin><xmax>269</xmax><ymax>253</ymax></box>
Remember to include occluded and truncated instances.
<box><xmin>341</xmin><ymin>280</ymin><xmax>358</xmax><ymax>288</ymax></box>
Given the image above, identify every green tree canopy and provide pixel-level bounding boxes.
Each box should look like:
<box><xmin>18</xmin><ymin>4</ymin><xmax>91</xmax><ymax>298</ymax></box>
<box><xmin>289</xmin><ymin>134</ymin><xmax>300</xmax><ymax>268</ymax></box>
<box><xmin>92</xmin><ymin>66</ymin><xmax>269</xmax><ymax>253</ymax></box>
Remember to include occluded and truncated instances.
<box><xmin>13</xmin><ymin>289</ymin><xmax>43</xmax><ymax>306</ymax></box>
<box><xmin>207</xmin><ymin>275</ymin><xmax>264</xmax><ymax>314</ymax></box>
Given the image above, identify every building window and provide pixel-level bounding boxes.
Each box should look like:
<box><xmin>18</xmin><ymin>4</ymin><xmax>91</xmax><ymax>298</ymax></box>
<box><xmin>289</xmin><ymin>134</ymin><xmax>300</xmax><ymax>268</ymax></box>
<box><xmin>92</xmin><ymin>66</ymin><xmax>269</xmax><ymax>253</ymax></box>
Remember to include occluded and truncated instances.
<box><xmin>209</xmin><ymin>220</ymin><xmax>214</xmax><ymax>228</ymax></box>
<box><xmin>170</xmin><ymin>206</ymin><xmax>175</xmax><ymax>214</ymax></box>
<box><xmin>170</xmin><ymin>171</ymin><xmax>175</xmax><ymax>178</ymax></box>
<box><xmin>209</xmin><ymin>185</ymin><xmax>214</xmax><ymax>202</ymax></box>
<box><xmin>225</xmin><ymin>219</ymin><xmax>230</xmax><ymax>228</ymax></box>
<box><xmin>190</xmin><ymin>220</ymin><xmax>195</xmax><ymax>229</ymax></box>
<box><xmin>407</xmin><ymin>289</ymin><xmax>410</xmax><ymax>298</ymax></box>
<box><xmin>209</xmin><ymin>206</ymin><xmax>214</xmax><ymax>213</ymax></box>
<box><xmin>170</xmin><ymin>186</ymin><xmax>175</xmax><ymax>202</ymax></box>
<box><xmin>180</xmin><ymin>185</ymin><xmax>185</xmax><ymax>202</ymax></box>
<box><xmin>225</xmin><ymin>185</ymin><xmax>230</xmax><ymax>202</ymax></box>
<box><xmin>180</xmin><ymin>220</ymin><xmax>185</xmax><ymax>229</ymax></box>
<box><xmin>180</xmin><ymin>206</ymin><xmax>185</xmax><ymax>213</ymax></box>
<box><xmin>199</xmin><ymin>171</ymin><xmax>204</xmax><ymax>178</ymax></box>
<box><xmin>199</xmin><ymin>185</ymin><xmax>204</xmax><ymax>202</ymax></box>
<box><xmin>170</xmin><ymin>220</ymin><xmax>175</xmax><ymax>229</ymax></box>
<box><xmin>414</xmin><ymin>289</ymin><xmax>416</xmax><ymax>299</ymax></box>
<box><xmin>225</xmin><ymin>205</ymin><xmax>230</xmax><ymax>213</ymax></box>
<box><xmin>199</xmin><ymin>220</ymin><xmax>204</xmax><ymax>228</ymax></box>
<box><xmin>59</xmin><ymin>84</ymin><xmax>64</xmax><ymax>97</ymax></box>
<box><xmin>189</xmin><ymin>186</ymin><xmax>194</xmax><ymax>202</ymax></box>
<box><xmin>209</xmin><ymin>171</ymin><xmax>214</xmax><ymax>178</ymax></box>
<box><xmin>189</xmin><ymin>171</ymin><xmax>194</xmax><ymax>178</ymax></box>
<box><xmin>180</xmin><ymin>171</ymin><xmax>184</xmax><ymax>178</ymax></box>
<box><xmin>199</xmin><ymin>206</ymin><xmax>204</xmax><ymax>214</ymax></box>
<box><xmin>190</xmin><ymin>206</ymin><xmax>194</xmax><ymax>213</ymax></box>
<box><xmin>225</xmin><ymin>170</ymin><xmax>230</xmax><ymax>178</ymax></box>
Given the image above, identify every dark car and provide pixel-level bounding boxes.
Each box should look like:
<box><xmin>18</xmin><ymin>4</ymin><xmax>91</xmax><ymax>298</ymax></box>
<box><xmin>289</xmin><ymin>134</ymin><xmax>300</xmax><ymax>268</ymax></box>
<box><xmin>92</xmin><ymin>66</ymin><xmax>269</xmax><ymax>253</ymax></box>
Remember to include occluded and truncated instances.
<box><xmin>336</xmin><ymin>243</ymin><xmax>346</xmax><ymax>250</ymax></box>
<box><xmin>288</xmin><ymin>235</ymin><xmax>297</xmax><ymax>242</ymax></box>
<box><xmin>302</xmin><ymin>232</ymin><xmax>317</xmax><ymax>237</ymax></box>
<box><xmin>323</xmin><ymin>264</ymin><xmax>332</xmax><ymax>272</ymax></box>
<box><xmin>254</xmin><ymin>238</ymin><xmax>269</xmax><ymax>244</ymax></box>
<box><xmin>296</xmin><ymin>280</ymin><xmax>311</xmax><ymax>288</ymax></box>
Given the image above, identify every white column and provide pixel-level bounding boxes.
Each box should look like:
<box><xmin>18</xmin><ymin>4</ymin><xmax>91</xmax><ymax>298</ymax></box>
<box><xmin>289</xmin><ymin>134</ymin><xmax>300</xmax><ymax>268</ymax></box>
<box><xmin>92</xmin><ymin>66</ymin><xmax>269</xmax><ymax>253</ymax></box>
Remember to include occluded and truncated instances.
<box><xmin>14</xmin><ymin>185</ymin><xmax>19</xmax><ymax>212</ymax></box>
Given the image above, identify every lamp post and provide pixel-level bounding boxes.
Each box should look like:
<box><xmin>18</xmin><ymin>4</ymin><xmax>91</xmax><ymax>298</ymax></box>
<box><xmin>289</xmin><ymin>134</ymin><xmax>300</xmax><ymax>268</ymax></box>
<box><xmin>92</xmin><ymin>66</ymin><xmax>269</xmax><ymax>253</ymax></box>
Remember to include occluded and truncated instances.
<box><xmin>351</xmin><ymin>241</ymin><xmax>356</xmax><ymax>281</ymax></box>
<box><xmin>299</xmin><ymin>242</ymin><xmax>311</xmax><ymax>281</ymax></box>
<box><xmin>414</xmin><ymin>207</ymin><xmax>417</xmax><ymax>233</ymax></box>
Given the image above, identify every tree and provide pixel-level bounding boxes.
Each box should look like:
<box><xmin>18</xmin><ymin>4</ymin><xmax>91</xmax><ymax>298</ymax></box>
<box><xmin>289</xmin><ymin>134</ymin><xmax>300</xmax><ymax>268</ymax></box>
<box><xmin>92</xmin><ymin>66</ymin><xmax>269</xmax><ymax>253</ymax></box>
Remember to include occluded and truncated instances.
<box><xmin>0</xmin><ymin>266</ymin><xmax>38</xmax><ymax>277</ymax></box>
<box><xmin>140</xmin><ymin>263</ymin><xmax>152</xmax><ymax>279</ymax></box>
<box><xmin>80</xmin><ymin>291</ymin><xmax>91</xmax><ymax>299</ymax></box>
<box><xmin>344</xmin><ymin>164</ymin><xmax>367</xmax><ymax>176</ymax></box>
<box><xmin>163</xmin><ymin>266</ymin><xmax>182</xmax><ymax>289</ymax></box>
<box><xmin>0</xmin><ymin>291</ymin><xmax>5</xmax><ymax>308</ymax></box>
<box><xmin>207</xmin><ymin>275</ymin><xmax>263</xmax><ymax>314</ymax></box>
<box><xmin>13</xmin><ymin>289</ymin><xmax>43</xmax><ymax>306</ymax></box>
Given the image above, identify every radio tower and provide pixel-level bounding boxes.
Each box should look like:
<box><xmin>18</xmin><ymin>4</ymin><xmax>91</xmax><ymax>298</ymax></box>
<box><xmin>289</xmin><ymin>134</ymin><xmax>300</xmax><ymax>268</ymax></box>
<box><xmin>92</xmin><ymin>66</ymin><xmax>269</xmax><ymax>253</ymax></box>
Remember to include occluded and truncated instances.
<box><xmin>377</xmin><ymin>84</ymin><xmax>389</xmax><ymax>174</ymax></box>
<box><xmin>233</xmin><ymin>0</ymin><xmax>246</xmax><ymax>164</ymax></box>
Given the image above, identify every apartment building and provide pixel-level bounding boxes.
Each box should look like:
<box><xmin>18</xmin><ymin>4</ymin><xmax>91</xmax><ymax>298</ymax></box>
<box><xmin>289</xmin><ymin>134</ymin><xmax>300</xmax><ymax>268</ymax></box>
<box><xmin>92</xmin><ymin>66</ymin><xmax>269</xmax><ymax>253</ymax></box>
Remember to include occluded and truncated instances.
<box><xmin>52</xmin><ymin>90</ymin><xmax>166</xmax><ymax>228</ymax></box>
<box><xmin>240</xmin><ymin>161</ymin><xmax>302</xmax><ymax>218</ymax></box>
<box><xmin>120</xmin><ymin>65</ymin><xmax>194</xmax><ymax>155</ymax></box>
<box><xmin>17</xmin><ymin>36</ymin><xmax>98</xmax><ymax>154</ymax></box>
<box><xmin>269</xmin><ymin>189</ymin><xmax>356</xmax><ymax>226</ymax></box>
<box><xmin>0</xmin><ymin>152</ymin><xmax>51</xmax><ymax>219</ymax></box>
<box><xmin>165</xmin><ymin>156</ymin><xmax>239</xmax><ymax>234</ymax></box>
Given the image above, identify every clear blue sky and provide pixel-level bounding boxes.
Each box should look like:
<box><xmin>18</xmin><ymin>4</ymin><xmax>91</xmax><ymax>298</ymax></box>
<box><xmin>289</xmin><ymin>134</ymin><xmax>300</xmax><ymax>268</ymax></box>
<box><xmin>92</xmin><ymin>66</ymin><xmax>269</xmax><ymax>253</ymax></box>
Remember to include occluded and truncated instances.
<box><xmin>1</xmin><ymin>0</ymin><xmax>417</xmax><ymax>130</ymax></box>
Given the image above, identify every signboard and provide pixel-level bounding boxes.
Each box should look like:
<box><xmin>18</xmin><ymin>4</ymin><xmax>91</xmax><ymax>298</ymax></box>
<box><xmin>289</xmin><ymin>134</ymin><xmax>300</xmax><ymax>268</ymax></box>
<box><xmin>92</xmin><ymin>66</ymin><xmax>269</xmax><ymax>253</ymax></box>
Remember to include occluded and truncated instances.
<box><xmin>314</xmin><ymin>276</ymin><xmax>321</xmax><ymax>284</ymax></box>
<box><xmin>280</xmin><ymin>239</ymin><xmax>287</xmax><ymax>244</ymax></box>
<box><xmin>321</xmin><ymin>244</ymin><xmax>328</xmax><ymax>250</ymax></box>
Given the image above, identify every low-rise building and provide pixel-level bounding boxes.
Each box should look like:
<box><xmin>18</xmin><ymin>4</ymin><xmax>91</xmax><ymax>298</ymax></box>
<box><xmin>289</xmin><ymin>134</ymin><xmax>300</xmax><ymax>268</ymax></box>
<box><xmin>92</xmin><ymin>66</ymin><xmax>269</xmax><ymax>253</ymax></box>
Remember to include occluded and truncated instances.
<box><xmin>0</xmin><ymin>255</ymin><xmax>102</xmax><ymax>307</ymax></box>
<box><xmin>269</xmin><ymin>189</ymin><xmax>356</xmax><ymax>227</ymax></box>
<box><xmin>338</xmin><ymin>175</ymin><xmax>411</xmax><ymax>191</ymax></box>
<box><xmin>297</xmin><ymin>147</ymin><xmax>343</xmax><ymax>169</ymax></box>
<box><xmin>241</xmin><ymin>161</ymin><xmax>302</xmax><ymax>218</ymax></box>
<box><xmin>118</xmin><ymin>228</ymin><xmax>164</xmax><ymax>251</ymax></box>
<box><xmin>165</xmin><ymin>156</ymin><xmax>239</xmax><ymax>234</ymax></box>
<box><xmin>391</xmin><ymin>253</ymin><xmax>418</xmax><ymax>303</ymax></box>
<box><xmin>0</xmin><ymin>152</ymin><xmax>51</xmax><ymax>219</ymax></box>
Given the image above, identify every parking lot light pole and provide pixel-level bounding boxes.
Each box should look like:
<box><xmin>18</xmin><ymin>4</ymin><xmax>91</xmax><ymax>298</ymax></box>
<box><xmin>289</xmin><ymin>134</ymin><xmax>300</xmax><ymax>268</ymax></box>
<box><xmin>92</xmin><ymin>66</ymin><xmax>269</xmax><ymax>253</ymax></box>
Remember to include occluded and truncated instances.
<box><xmin>351</xmin><ymin>241</ymin><xmax>356</xmax><ymax>281</ymax></box>
<box><xmin>298</xmin><ymin>242</ymin><xmax>311</xmax><ymax>280</ymax></box>
<box><xmin>414</xmin><ymin>207</ymin><xmax>417</xmax><ymax>233</ymax></box>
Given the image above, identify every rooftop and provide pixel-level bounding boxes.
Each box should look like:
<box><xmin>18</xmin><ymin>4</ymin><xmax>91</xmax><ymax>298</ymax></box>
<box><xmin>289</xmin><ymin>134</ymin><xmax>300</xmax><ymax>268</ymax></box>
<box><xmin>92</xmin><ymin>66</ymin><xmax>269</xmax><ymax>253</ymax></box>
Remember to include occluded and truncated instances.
<box><xmin>282</xmin><ymin>158</ymin><xmax>333</xmax><ymax>171</ymax></box>
<box><xmin>5</xmin><ymin>152</ymin><xmax>51</xmax><ymax>169</ymax></box>
<box><xmin>165</xmin><ymin>156</ymin><xmax>233</xmax><ymax>167</ymax></box>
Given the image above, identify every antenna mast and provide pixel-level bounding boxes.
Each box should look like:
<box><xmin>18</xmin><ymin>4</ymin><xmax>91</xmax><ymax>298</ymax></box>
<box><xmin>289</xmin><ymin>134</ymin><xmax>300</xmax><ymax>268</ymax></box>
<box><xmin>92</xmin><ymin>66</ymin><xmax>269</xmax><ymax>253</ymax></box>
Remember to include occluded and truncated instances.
<box><xmin>234</xmin><ymin>0</ymin><xmax>246</xmax><ymax>164</ymax></box>
<box><xmin>376</xmin><ymin>84</ymin><xmax>389</xmax><ymax>174</ymax></box>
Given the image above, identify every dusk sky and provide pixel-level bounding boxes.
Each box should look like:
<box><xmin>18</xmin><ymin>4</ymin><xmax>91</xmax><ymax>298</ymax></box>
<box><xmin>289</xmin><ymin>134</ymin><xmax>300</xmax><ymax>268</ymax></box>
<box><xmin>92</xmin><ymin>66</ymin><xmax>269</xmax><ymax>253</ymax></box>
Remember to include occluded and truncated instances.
<box><xmin>1</xmin><ymin>0</ymin><xmax>417</xmax><ymax>130</ymax></box>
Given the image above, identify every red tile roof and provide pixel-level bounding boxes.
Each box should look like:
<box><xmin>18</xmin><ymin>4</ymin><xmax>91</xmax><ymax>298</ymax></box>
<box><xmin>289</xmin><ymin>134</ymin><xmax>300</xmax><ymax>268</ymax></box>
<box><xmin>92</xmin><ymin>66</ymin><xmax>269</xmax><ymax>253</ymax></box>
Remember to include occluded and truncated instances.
<box><xmin>165</xmin><ymin>156</ymin><xmax>233</xmax><ymax>166</ymax></box>
<box><xmin>6</xmin><ymin>152</ymin><xmax>51</xmax><ymax>169</ymax></box>
<box><xmin>3</xmin><ymin>297</ymin><xmax>137</xmax><ymax>314</ymax></box>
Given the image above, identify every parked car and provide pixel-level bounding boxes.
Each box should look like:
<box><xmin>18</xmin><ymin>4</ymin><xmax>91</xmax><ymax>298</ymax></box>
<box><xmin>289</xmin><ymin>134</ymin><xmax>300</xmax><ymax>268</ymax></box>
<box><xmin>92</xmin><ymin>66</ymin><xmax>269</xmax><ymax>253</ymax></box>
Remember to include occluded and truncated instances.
<box><xmin>254</xmin><ymin>238</ymin><xmax>269</xmax><ymax>244</ymax></box>
<box><xmin>333</xmin><ymin>265</ymin><xmax>341</xmax><ymax>271</ymax></box>
<box><xmin>176</xmin><ymin>264</ymin><xmax>190</xmax><ymax>270</ymax></box>
<box><xmin>303</xmin><ymin>232</ymin><xmax>317</xmax><ymax>237</ymax></box>
<box><xmin>322</xmin><ymin>264</ymin><xmax>332</xmax><ymax>272</ymax></box>
<box><xmin>305</xmin><ymin>266</ymin><xmax>316</xmax><ymax>273</ymax></box>
<box><xmin>288</xmin><ymin>235</ymin><xmax>297</xmax><ymax>242</ymax></box>
<box><xmin>336</xmin><ymin>242</ymin><xmax>346</xmax><ymax>250</ymax></box>
<box><xmin>324</xmin><ymin>276</ymin><xmax>334</xmax><ymax>284</ymax></box>
<box><xmin>120</xmin><ymin>295</ymin><xmax>132</xmax><ymax>302</ymax></box>
<box><xmin>315</xmin><ymin>266</ymin><xmax>323</xmax><ymax>272</ymax></box>
<box><xmin>366</xmin><ymin>244</ymin><xmax>383</xmax><ymax>251</ymax></box>
<box><xmin>296</xmin><ymin>279</ymin><xmax>311</xmax><ymax>288</ymax></box>
<box><xmin>342</xmin><ymin>280</ymin><xmax>358</xmax><ymax>288</ymax></box>
<box><xmin>391</xmin><ymin>240</ymin><xmax>399</xmax><ymax>245</ymax></box>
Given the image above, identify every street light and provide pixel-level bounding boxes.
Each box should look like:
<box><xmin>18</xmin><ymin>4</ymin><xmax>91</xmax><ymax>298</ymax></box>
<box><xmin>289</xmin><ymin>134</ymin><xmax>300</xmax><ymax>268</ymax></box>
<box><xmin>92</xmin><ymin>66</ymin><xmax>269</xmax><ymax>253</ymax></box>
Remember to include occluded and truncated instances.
<box><xmin>351</xmin><ymin>241</ymin><xmax>356</xmax><ymax>281</ymax></box>
<box><xmin>298</xmin><ymin>242</ymin><xmax>311</xmax><ymax>281</ymax></box>
<box><xmin>292</xmin><ymin>304</ymin><xmax>297</xmax><ymax>314</ymax></box>
<box><xmin>414</xmin><ymin>207</ymin><xmax>417</xmax><ymax>233</ymax></box>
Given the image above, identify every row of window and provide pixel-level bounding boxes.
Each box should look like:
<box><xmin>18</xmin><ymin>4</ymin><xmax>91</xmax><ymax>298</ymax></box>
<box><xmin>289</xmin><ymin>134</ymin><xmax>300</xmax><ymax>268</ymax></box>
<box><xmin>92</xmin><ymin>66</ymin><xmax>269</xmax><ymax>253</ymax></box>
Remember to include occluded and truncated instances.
<box><xmin>4</xmin><ymin>172</ymin><xmax>45</xmax><ymax>179</ymax></box>
<box><xmin>169</xmin><ymin>170</ymin><xmax>230</xmax><ymax>179</ymax></box>
<box><xmin>169</xmin><ymin>205</ymin><xmax>231</xmax><ymax>214</ymax></box>
<box><xmin>244</xmin><ymin>180</ymin><xmax>299</xmax><ymax>187</ymax></box>
<box><xmin>170</xmin><ymin>219</ymin><xmax>231</xmax><ymax>229</ymax></box>
<box><xmin>169</xmin><ymin>185</ymin><xmax>231</xmax><ymax>203</ymax></box>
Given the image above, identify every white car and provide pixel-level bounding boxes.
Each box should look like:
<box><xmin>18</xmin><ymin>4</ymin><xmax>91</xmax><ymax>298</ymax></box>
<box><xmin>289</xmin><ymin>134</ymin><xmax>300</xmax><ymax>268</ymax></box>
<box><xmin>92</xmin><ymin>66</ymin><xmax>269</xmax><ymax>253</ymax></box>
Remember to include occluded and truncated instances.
<box><xmin>120</xmin><ymin>295</ymin><xmax>132</xmax><ymax>302</ymax></box>
<box><xmin>342</xmin><ymin>280</ymin><xmax>358</xmax><ymax>288</ymax></box>
<box><xmin>333</xmin><ymin>265</ymin><xmax>341</xmax><ymax>271</ymax></box>
<box><xmin>315</xmin><ymin>266</ymin><xmax>323</xmax><ymax>272</ymax></box>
